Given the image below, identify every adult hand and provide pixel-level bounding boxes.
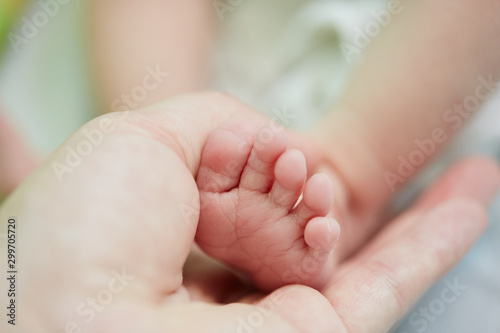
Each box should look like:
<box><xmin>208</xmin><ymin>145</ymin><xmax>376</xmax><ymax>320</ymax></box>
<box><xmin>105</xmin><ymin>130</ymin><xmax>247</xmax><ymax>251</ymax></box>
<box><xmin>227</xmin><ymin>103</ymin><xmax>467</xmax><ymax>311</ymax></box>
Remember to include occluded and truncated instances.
<box><xmin>0</xmin><ymin>93</ymin><xmax>498</xmax><ymax>332</ymax></box>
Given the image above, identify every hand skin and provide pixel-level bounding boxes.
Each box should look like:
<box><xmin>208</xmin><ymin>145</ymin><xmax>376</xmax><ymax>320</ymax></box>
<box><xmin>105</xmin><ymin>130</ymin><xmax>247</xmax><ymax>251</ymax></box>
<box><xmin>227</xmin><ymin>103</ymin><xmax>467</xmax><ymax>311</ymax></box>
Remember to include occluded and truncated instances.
<box><xmin>0</xmin><ymin>92</ymin><xmax>498</xmax><ymax>333</ymax></box>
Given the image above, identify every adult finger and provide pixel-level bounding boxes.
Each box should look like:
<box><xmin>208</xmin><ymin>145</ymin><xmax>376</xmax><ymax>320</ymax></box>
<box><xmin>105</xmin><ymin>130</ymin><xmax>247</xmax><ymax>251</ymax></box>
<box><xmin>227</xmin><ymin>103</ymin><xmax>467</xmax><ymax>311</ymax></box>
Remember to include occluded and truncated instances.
<box><xmin>414</xmin><ymin>156</ymin><xmax>500</xmax><ymax>210</ymax></box>
<box><xmin>322</xmin><ymin>157</ymin><xmax>500</xmax><ymax>332</ymax></box>
<box><xmin>351</xmin><ymin>156</ymin><xmax>500</xmax><ymax>262</ymax></box>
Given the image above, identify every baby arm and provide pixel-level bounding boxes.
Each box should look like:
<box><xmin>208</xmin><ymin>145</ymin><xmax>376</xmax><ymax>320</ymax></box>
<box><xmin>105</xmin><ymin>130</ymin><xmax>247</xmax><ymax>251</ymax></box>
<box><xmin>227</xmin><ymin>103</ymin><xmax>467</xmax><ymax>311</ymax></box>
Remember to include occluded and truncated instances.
<box><xmin>89</xmin><ymin>0</ymin><xmax>213</xmax><ymax>113</ymax></box>
<box><xmin>313</xmin><ymin>0</ymin><xmax>500</xmax><ymax>256</ymax></box>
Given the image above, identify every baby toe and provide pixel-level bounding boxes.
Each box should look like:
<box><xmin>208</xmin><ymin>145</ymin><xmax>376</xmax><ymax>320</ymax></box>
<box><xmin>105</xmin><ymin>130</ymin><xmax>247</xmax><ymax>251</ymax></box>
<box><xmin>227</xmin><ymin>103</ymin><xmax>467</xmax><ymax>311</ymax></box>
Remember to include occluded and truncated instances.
<box><xmin>304</xmin><ymin>217</ymin><xmax>340</xmax><ymax>252</ymax></box>
<box><xmin>197</xmin><ymin>119</ymin><xmax>256</xmax><ymax>193</ymax></box>
<box><xmin>239</xmin><ymin>125</ymin><xmax>288</xmax><ymax>192</ymax></box>
<box><xmin>268</xmin><ymin>149</ymin><xmax>307</xmax><ymax>209</ymax></box>
<box><xmin>294</xmin><ymin>173</ymin><xmax>334</xmax><ymax>223</ymax></box>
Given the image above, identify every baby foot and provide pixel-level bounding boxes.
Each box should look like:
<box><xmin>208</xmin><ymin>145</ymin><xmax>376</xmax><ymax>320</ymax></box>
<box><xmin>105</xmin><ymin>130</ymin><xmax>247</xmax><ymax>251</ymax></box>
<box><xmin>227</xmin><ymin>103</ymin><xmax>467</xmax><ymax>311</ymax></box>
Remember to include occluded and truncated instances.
<box><xmin>195</xmin><ymin>119</ymin><xmax>340</xmax><ymax>291</ymax></box>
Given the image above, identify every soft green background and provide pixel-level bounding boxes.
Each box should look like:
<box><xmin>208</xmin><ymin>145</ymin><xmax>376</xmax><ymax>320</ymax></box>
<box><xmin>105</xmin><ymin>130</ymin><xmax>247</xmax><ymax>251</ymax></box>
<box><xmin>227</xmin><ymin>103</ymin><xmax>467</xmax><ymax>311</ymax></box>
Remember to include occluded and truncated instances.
<box><xmin>0</xmin><ymin>0</ymin><xmax>26</xmax><ymax>55</ymax></box>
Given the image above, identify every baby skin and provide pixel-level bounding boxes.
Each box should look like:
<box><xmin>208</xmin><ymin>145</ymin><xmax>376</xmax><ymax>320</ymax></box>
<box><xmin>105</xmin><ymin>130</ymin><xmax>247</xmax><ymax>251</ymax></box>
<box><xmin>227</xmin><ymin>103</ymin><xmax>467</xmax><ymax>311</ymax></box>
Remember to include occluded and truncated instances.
<box><xmin>195</xmin><ymin>119</ymin><xmax>341</xmax><ymax>291</ymax></box>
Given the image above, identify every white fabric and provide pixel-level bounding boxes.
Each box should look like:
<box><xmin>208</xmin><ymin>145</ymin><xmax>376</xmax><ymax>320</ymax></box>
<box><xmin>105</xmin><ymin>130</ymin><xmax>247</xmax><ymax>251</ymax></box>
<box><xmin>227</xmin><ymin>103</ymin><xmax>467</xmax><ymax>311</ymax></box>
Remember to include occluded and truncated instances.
<box><xmin>212</xmin><ymin>0</ymin><xmax>386</xmax><ymax>129</ymax></box>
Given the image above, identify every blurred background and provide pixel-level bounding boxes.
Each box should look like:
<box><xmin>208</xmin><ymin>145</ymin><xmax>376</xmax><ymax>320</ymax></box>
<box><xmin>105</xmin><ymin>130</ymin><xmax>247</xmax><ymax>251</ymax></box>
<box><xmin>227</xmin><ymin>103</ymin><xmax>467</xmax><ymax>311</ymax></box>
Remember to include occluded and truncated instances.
<box><xmin>0</xmin><ymin>1</ymin><xmax>499</xmax><ymax>332</ymax></box>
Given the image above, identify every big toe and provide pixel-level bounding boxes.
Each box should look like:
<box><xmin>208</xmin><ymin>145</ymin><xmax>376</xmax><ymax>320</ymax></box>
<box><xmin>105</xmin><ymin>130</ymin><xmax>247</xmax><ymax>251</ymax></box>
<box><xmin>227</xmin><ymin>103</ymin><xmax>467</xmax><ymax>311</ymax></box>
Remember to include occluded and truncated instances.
<box><xmin>197</xmin><ymin>119</ymin><xmax>256</xmax><ymax>193</ymax></box>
